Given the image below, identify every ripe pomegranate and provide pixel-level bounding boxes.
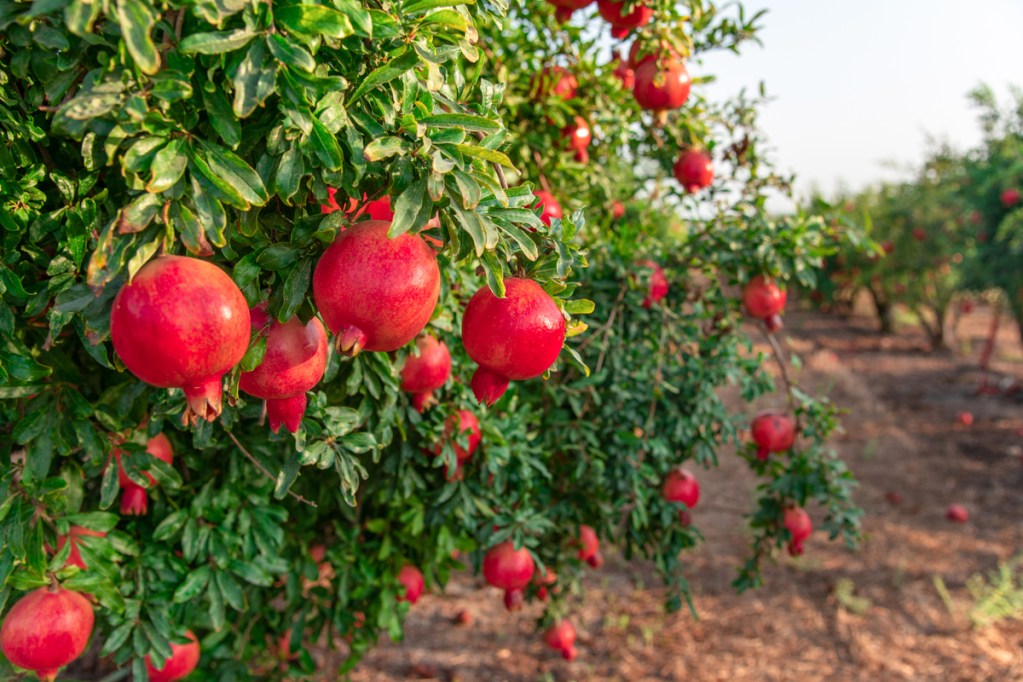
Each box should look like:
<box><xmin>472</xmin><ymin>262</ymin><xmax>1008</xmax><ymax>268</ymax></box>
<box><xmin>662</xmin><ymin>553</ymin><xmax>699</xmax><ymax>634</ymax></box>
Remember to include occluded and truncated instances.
<box><xmin>881</xmin><ymin>240</ymin><xmax>895</xmax><ymax>254</ymax></box>
<box><xmin>673</xmin><ymin>149</ymin><xmax>714</xmax><ymax>193</ymax></box>
<box><xmin>400</xmin><ymin>336</ymin><xmax>452</xmax><ymax>412</ymax></box>
<box><xmin>912</xmin><ymin>227</ymin><xmax>927</xmax><ymax>241</ymax></box>
<box><xmin>115</xmin><ymin>433</ymin><xmax>174</xmax><ymax>516</ymax></box>
<box><xmin>431</xmin><ymin>410</ymin><xmax>482</xmax><ymax>463</ymax></box>
<box><xmin>532</xmin><ymin>190</ymin><xmax>563</xmax><ymax>226</ymax></box>
<box><xmin>546</xmin><ymin>0</ymin><xmax>594</xmax><ymax>22</ymax></box>
<box><xmin>56</xmin><ymin>527</ymin><xmax>106</xmax><ymax>571</ymax></box>
<box><xmin>312</xmin><ymin>220</ymin><xmax>440</xmax><ymax>355</ymax></box>
<box><xmin>577</xmin><ymin>525</ymin><xmax>599</xmax><ymax>561</ymax></box>
<box><xmin>783</xmin><ymin>506</ymin><xmax>812</xmax><ymax>556</ymax></box>
<box><xmin>145</xmin><ymin>630</ymin><xmax>200</xmax><ymax>682</ymax></box>
<box><xmin>309</xmin><ymin>544</ymin><xmax>327</xmax><ymax>563</ymax></box>
<box><xmin>462</xmin><ymin>278</ymin><xmax>566</xmax><ymax>406</ymax></box>
<box><xmin>743</xmin><ymin>275</ymin><xmax>787</xmax><ymax>332</ymax></box>
<box><xmin>562</xmin><ymin>116</ymin><xmax>592</xmax><ymax>163</ymax></box>
<box><xmin>597</xmin><ymin>0</ymin><xmax>652</xmax><ymax>38</ymax></box>
<box><xmin>957</xmin><ymin>411</ymin><xmax>974</xmax><ymax>426</ymax></box>
<box><xmin>612</xmin><ymin>51</ymin><xmax>635</xmax><ymax>89</ymax></box>
<box><xmin>1001</xmin><ymin>188</ymin><xmax>1020</xmax><ymax>208</ymax></box>
<box><xmin>662</xmin><ymin>468</ymin><xmax>700</xmax><ymax>522</ymax></box>
<box><xmin>612</xmin><ymin>200</ymin><xmax>626</xmax><ymax>220</ymax></box>
<box><xmin>397</xmin><ymin>565</ymin><xmax>425</xmax><ymax>604</ymax></box>
<box><xmin>633</xmin><ymin>55</ymin><xmax>691</xmax><ymax>111</ymax></box>
<box><xmin>946</xmin><ymin>504</ymin><xmax>969</xmax><ymax>523</ymax></box>
<box><xmin>483</xmin><ymin>541</ymin><xmax>535</xmax><ymax>609</ymax></box>
<box><xmin>0</xmin><ymin>586</ymin><xmax>94</xmax><ymax>682</ymax></box>
<box><xmin>543</xmin><ymin>619</ymin><xmax>576</xmax><ymax>653</ymax></box>
<box><xmin>638</xmin><ymin>259</ymin><xmax>668</xmax><ymax>308</ymax></box>
<box><xmin>110</xmin><ymin>255</ymin><xmax>250</xmax><ymax>425</ymax></box>
<box><xmin>533</xmin><ymin>66</ymin><xmax>578</xmax><ymax>100</ymax></box>
<box><xmin>239</xmin><ymin>305</ymin><xmax>328</xmax><ymax>433</ymax></box>
<box><xmin>750</xmin><ymin>411</ymin><xmax>796</xmax><ymax>461</ymax></box>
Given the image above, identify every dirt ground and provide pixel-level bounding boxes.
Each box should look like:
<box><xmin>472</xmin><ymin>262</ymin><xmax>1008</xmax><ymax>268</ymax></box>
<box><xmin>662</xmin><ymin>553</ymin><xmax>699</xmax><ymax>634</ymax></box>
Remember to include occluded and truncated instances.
<box><xmin>351</xmin><ymin>302</ymin><xmax>1023</xmax><ymax>682</ymax></box>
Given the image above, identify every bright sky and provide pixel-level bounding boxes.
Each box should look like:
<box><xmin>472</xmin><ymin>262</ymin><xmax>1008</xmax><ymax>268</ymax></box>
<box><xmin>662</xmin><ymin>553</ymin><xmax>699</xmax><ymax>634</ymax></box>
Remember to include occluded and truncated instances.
<box><xmin>699</xmin><ymin>0</ymin><xmax>1023</xmax><ymax>201</ymax></box>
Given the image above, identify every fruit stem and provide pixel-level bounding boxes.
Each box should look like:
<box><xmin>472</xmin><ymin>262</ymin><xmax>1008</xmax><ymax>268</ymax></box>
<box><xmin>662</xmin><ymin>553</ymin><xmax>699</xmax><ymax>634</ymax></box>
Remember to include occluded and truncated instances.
<box><xmin>266</xmin><ymin>394</ymin><xmax>308</xmax><ymax>434</ymax></box>
<box><xmin>181</xmin><ymin>375</ymin><xmax>225</xmax><ymax>426</ymax></box>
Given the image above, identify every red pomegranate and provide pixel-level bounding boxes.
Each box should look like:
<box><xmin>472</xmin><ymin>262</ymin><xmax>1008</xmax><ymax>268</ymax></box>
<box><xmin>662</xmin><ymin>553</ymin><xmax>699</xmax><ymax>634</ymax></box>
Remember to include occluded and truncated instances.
<box><xmin>483</xmin><ymin>541</ymin><xmax>536</xmax><ymax>606</ymax></box>
<box><xmin>612</xmin><ymin>200</ymin><xmax>626</xmax><ymax>220</ymax></box>
<box><xmin>912</xmin><ymin>227</ymin><xmax>927</xmax><ymax>241</ymax></box>
<box><xmin>533</xmin><ymin>66</ymin><xmax>578</xmax><ymax>100</ymax></box>
<box><xmin>110</xmin><ymin>255</ymin><xmax>250</xmax><ymax>425</ymax></box>
<box><xmin>532</xmin><ymin>190</ymin><xmax>563</xmax><ymax>226</ymax></box>
<box><xmin>1001</xmin><ymin>188</ymin><xmax>1020</xmax><ymax>208</ymax></box>
<box><xmin>546</xmin><ymin>0</ymin><xmax>594</xmax><ymax>22</ymax></box>
<box><xmin>587</xmin><ymin>551</ymin><xmax>604</xmax><ymax>568</ymax></box>
<box><xmin>0</xmin><ymin>587</ymin><xmax>94</xmax><ymax>682</ymax></box>
<box><xmin>562</xmin><ymin>116</ymin><xmax>592</xmax><ymax>163</ymax></box>
<box><xmin>633</xmin><ymin>56</ymin><xmax>691</xmax><ymax>111</ymax></box>
<box><xmin>312</xmin><ymin>220</ymin><xmax>440</xmax><ymax>355</ymax></box>
<box><xmin>502</xmin><ymin>588</ymin><xmax>524</xmax><ymax>612</ymax></box>
<box><xmin>543</xmin><ymin>620</ymin><xmax>577</xmax><ymax>653</ymax></box>
<box><xmin>239</xmin><ymin>305</ymin><xmax>328</xmax><ymax>433</ymax></box>
<box><xmin>400</xmin><ymin>336</ymin><xmax>452</xmax><ymax>412</ymax></box>
<box><xmin>662</xmin><ymin>468</ymin><xmax>700</xmax><ymax>521</ymax></box>
<box><xmin>432</xmin><ymin>410</ymin><xmax>482</xmax><ymax>463</ymax></box>
<box><xmin>577</xmin><ymin>525</ymin><xmax>599</xmax><ymax>561</ymax></box>
<box><xmin>957</xmin><ymin>411</ymin><xmax>974</xmax><ymax>426</ymax></box>
<box><xmin>461</xmin><ymin>278</ymin><xmax>567</xmax><ymax>406</ymax></box>
<box><xmin>946</xmin><ymin>504</ymin><xmax>969</xmax><ymax>523</ymax></box>
<box><xmin>597</xmin><ymin>0</ymin><xmax>652</xmax><ymax>38</ymax></box>
<box><xmin>612</xmin><ymin>52</ymin><xmax>635</xmax><ymax>89</ymax></box>
<box><xmin>743</xmin><ymin>275</ymin><xmax>787</xmax><ymax>332</ymax></box>
<box><xmin>881</xmin><ymin>240</ymin><xmax>895</xmax><ymax>254</ymax></box>
<box><xmin>56</xmin><ymin>527</ymin><xmax>106</xmax><ymax>571</ymax></box>
<box><xmin>673</xmin><ymin>149</ymin><xmax>714</xmax><ymax>193</ymax></box>
<box><xmin>115</xmin><ymin>433</ymin><xmax>174</xmax><ymax>516</ymax></box>
<box><xmin>750</xmin><ymin>411</ymin><xmax>796</xmax><ymax>461</ymax></box>
<box><xmin>562</xmin><ymin>646</ymin><xmax>579</xmax><ymax>660</ymax></box>
<box><xmin>145</xmin><ymin>630</ymin><xmax>201</xmax><ymax>682</ymax></box>
<box><xmin>638</xmin><ymin>259</ymin><xmax>668</xmax><ymax>308</ymax></box>
<box><xmin>397</xmin><ymin>565</ymin><xmax>425</xmax><ymax>604</ymax></box>
<box><xmin>783</xmin><ymin>506</ymin><xmax>813</xmax><ymax>556</ymax></box>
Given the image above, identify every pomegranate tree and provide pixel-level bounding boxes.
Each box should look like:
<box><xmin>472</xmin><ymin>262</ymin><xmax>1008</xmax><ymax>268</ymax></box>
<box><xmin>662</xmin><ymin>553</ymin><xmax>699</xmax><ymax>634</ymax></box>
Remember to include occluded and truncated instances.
<box><xmin>532</xmin><ymin>190</ymin><xmax>564</xmax><ymax>226</ymax></box>
<box><xmin>543</xmin><ymin>619</ymin><xmax>577</xmax><ymax>660</ymax></box>
<box><xmin>673</xmin><ymin>149</ymin><xmax>714</xmax><ymax>193</ymax></box>
<box><xmin>597</xmin><ymin>0</ymin><xmax>653</xmax><ymax>38</ymax></box>
<box><xmin>750</xmin><ymin>411</ymin><xmax>796</xmax><ymax>461</ymax></box>
<box><xmin>461</xmin><ymin>278</ymin><xmax>567</xmax><ymax>405</ymax></box>
<box><xmin>145</xmin><ymin>630</ymin><xmax>201</xmax><ymax>682</ymax></box>
<box><xmin>400</xmin><ymin>336</ymin><xmax>453</xmax><ymax>412</ymax></box>
<box><xmin>109</xmin><ymin>255</ymin><xmax>250</xmax><ymax>425</ymax></box>
<box><xmin>783</xmin><ymin>507</ymin><xmax>813</xmax><ymax>556</ymax></box>
<box><xmin>56</xmin><ymin>527</ymin><xmax>106</xmax><ymax>571</ymax></box>
<box><xmin>397</xmin><ymin>566</ymin><xmax>425</xmax><ymax>604</ymax></box>
<box><xmin>0</xmin><ymin>586</ymin><xmax>94</xmax><ymax>682</ymax></box>
<box><xmin>742</xmin><ymin>275</ymin><xmax>787</xmax><ymax>331</ymax></box>
<box><xmin>483</xmin><ymin>541</ymin><xmax>536</xmax><ymax>609</ymax></box>
<box><xmin>239</xmin><ymin>305</ymin><xmax>329</xmax><ymax>433</ymax></box>
<box><xmin>114</xmin><ymin>432</ymin><xmax>174</xmax><ymax>516</ymax></box>
<box><xmin>312</xmin><ymin>221</ymin><xmax>440</xmax><ymax>355</ymax></box>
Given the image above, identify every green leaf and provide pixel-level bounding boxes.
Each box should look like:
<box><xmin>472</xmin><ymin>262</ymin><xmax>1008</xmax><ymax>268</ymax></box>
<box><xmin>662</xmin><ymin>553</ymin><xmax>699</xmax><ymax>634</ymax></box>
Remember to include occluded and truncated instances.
<box><xmin>347</xmin><ymin>48</ymin><xmax>419</xmax><ymax>103</ymax></box>
<box><xmin>274</xmin><ymin>144</ymin><xmax>304</xmax><ymax>202</ymax></box>
<box><xmin>403</xmin><ymin>0</ymin><xmax>474</xmax><ymax>14</ymax></box>
<box><xmin>363</xmin><ymin>136</ymin><xmax>407</xmax><ymax>162</ymax></box>
<box><xmin>65</xmin><ymin>511</ymin><xmax>120</xmax><ymax>532</ymax></box>
<box><xmin>267</xmin><ymin>34</ymin><xmax>315</xmax><ymax>73</ymax></box>
<box><xmin>117</xmin><ymin>0</ymin><xmax>159</xmax><ymax>75</ymax></box>
<box><xmin>419</xmin><ymin>114</ymin><xmax>499</xmax><ymax>134</ymax></box>
<box><xmin>147</xmin><ymin>139</ymin><xmax>187</xmax><ymax>193</ymax></box>
<box><xmin>274</xmin><ymin>450</ymin><xmax>300</xmax><ymax>500</ymax></box>
<box><xmin>275</xmin><ymin>5</ymin><xmax>353</xmax><ymax>39</ymax></box>
<box><xmin>453</xmin><ymin>143</ymin><xmax>515</xmax><ymax>169</ymax></box>
<box><xmin>231</xmin><ymin>38</ymin><xmax>277</xmax><ymax>119</ymax></box>
<box><xmin>389</xmin><ymin>179</ymin><xmax>427</xmax><ymax>237</ymax></box>
<box><xmin>197</xmin><ymin>140</ymin><xmax>270</xmax><ymax>206</ymax></box>
<box><xmin>173</xmin><ymin>566</ymin><xmax>211</xmax><ymax>603</ymax></box>
<box><xmin>308</xmin><ymin>118</ymin><xmax>343</xmax><ymax>170</ymax></box>
<box><xmin>178</xmin><ymin>28</ymin><xmax>256</xmax><ymax>54</ymax></box>
<box><xmin>279</xmin><ymin>259</ymin><xmax>312</xmax><ymax>321</ymax></box>
<box><xmin>153</xmin><ymin>510</ymin><xmax>189</xmax><ymax>541</ymax></box>
<box><xmin>116</xmin><ymin>192</ymin><xmax>162</xmax><ymax>234</ymax></box>
<box><xmin>202</xmin><ymin>87</ymin><xmax>241</xmax><ymax>148</ymax></box>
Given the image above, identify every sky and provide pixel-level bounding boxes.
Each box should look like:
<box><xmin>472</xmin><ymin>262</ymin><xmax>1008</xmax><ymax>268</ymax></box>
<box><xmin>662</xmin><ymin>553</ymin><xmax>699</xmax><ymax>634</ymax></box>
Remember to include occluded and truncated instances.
<box><xmin>698</xmin><ymin>0</ymin><xmax>1023</xmax><ymax>201</ymax></box>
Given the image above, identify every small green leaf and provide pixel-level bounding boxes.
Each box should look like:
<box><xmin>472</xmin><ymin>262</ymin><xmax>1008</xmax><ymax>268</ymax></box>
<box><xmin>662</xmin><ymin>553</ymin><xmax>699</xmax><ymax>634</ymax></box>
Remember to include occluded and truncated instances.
<box><xmin>348</xmin><ymin>48</ymin><xmax>418</xmax><ymax>103</ymax></box>
<box><xmin>275</xmin><ymin>5</ymin><xmax>353</xmax><ymax>39</ymax></box>
<box><xmin>452</xmin><ymin>143</ymin><xmax>515</xmax><ymax>169</ymax></box>
<box><xmin>267</xmin><ymin>34</ymin><xmax>315</xmax><ymax>73</ymax></box>
<box><xmin>117</xmin><ymin>0</ymin><xmax>159</xmax><ymax>75</ymax></box>
<box><xmin>147</xmin><ymin>139</ymin><xmax>187</xmax><ymax>193</ymax></box>
<box><xmin>173</xmin><ymin>566</ymin><xmax>211</xmax><ymax>603</ymax></box>
<box><xmin>363</xmin><ymin>136</ymin><xmax>407</xmax><ymax>162</ymax></box>
<box><xmin>178</xmin><ymin>28</ymin><xmax>256</xmax><ymax>54</ymax></box>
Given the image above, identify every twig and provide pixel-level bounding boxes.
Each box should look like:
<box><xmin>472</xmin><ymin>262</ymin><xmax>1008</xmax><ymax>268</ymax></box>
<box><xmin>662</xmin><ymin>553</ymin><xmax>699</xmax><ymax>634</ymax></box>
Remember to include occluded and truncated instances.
<box><xmin>763</xmin><ymin>328</ymin><xmax>798</xmax><ymax>417</ymax></box>
<box><xmin>225</xmin><ymin>430</ymin><xmax>317</xmax><ymax>507</ymax></box>
<box><xmin>472</xmin><ymin>130</ymin><xmax>509</xmax><ymax>190</ymax></box>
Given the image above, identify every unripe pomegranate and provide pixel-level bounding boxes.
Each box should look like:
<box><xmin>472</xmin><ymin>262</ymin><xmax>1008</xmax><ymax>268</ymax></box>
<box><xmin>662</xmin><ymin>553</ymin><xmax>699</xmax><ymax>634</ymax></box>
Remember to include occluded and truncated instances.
<box><xmin>397</xmin><ymin>565</ymin><xmax>425</xmax><ymax>604</ymax></box>
<box><xmin>532</xmin><ymin>190</ymin><xmax>563</xmax><ymax>226</ymax></box>
<box><xmin>56</xmin><ymin>527</ymin><xmax>106</xmax><ymax>571</ymax></box>
<box><xmin>612</xmin><ymin>52</ymin><xmax>635</xmax><ymax>89</ymax></box>
<box><xmin>633</xmin><ymin>56</ymin><xmax>691</xmax><ymax>111</ymax></box>
<box><xmin>432</xmin><ymin>410</ymin><xmax>482</xmax><ymax>463</ymax></box>
<box><xmin>482</xmin><ymin>541</ymin><xmax>535</xmax><ymax>592</ymax></box>
<box><xmin>312</xmin><ymin>220</ymin><xmax>440</xmax><ymax>355</ymax></box>
<box><xmin>545</xmin><ymin>0</ymin><xmax>594</xmax><ymax>22</ymax></box>
<box><xmin>662</xmin><ymin>468</ymin><xmax>700</xmax><ymax>521</ymax></box>
<box><xmin>750</xmin><ymin>411</ymin><xmax>796</xmax><ymax>461</ymax></box>
<box><xmin>562</xmin><ymin>116</ymin><xmax>592</xmax><ymax>163</ymax></box>
<box><xmin>462</xmin><ymin>278</ymin><xmax>566</xmax><ymax>406</ymax></box>
<box><xmin>533</xmin><ymin>66</ymin><xmax>578</xmax><ymax>100</ymax></box>
<box><xmin>673</xmin><ymin>149</ymin><xmax>714</xmax><ymax>193</ymax></box>
<box><xmin>577</xmin><ymin>525</ymin><xmax>599</xmax><ymax>561</ymax></box>
<box><xmin>502</xmin><ymin>588</ymin><xmax>524</xmax><ymax>611</ymax></box>
<box><xmin>145</xmin><ymin>630</ymin><xmax>200</xmax><ymax>682</ymax></box>
<box><xmin>638</xmin><ymin>259</ymin><xmax>668</xmax><ymax>308</ymax></box>
<box><xmin>743</xmin><ymin>276</ymin><xmax>787</xmax><ymax>332</ymax></box>
<box><xmin>946</xmin><ymin>504</ymin><xmax>969</xmax><ymax>523</ymax></box>
<box><xmin>597</xmin><ymin>0</ymin><xmax>652</xmax><ymax>39</ymax></box>
<box><xmin>783</xmin><ymin>506</ymin><xmax>812</xmax><ymax>556</ymax></box>
<box><xmin>110</xmin><ymin>256</ymin><xmax>250</xmax><ymax>424</ymax></box>
<box><xmin>1001</xmin><ymin>188</ymin><xmax>1020</xmax><ymax>208</ymax></box>
<box><xmin>400</xmin><ymin>336</ymin><xmax>452</xmax><ymax>412</ymax></box>
<box><xmin>0</xmin><ymin>586</ymin><xmax>94</xmax><ymax>682</ymax></box>
<box><xmin>239</xmin><ymin>305</ymin><xmax>328</xmax><ymax>433</ymax></box>
<box><xmin>543</xmin><ymin>619</ymin><xmax>576</xmax><ymax>653</ymax></box>
<box><xmin>115</xmin><ymin>433</ymin><xmax>174</xmax><ymax>516</ymax></box>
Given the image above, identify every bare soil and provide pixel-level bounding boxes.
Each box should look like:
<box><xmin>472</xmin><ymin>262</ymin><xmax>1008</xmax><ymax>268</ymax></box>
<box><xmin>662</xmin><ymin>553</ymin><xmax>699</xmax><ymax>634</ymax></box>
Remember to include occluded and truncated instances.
<box><xmin>351</xmin><ymin>303</ymin><xmax>1023</xmax><ymax>682</ymax></box>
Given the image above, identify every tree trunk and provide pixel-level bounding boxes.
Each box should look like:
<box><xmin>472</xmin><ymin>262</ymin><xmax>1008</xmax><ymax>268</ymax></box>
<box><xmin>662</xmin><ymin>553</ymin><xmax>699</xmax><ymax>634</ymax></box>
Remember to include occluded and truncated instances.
<box><xmin>869</xmin><ymin>286</ymin><xmax>894</xmax><ymax>334</ymax></box>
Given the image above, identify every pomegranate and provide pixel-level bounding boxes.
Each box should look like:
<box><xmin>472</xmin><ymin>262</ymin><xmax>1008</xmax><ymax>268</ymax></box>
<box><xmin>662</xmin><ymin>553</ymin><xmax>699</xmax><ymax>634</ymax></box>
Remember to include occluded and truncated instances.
<box><xmin>239</xmin><ymin>305</ymin><xmax>328</xmax><ymax>433</ymax></box>
<box><xmin>321</xmin><ymin>190</ymin><xmax>394</xmax><ymax>221</ymax></box>
<box><xmin>750</xmin><ymin>411</ymin><xmax>796</xmax><ymax>461</ymax></box>
<box><xmin>532</xmin><ymin>190</ymin><xmax>563</xmax><ymax>226</ymax></box>
<box><xmin>912</xmin><ymin>227</ymin><xmax>926</xmax><ymax>241</ymax></box>
<box><xmin>783</xmin><ymin>506</ymin><xmax>812</xmax><ymax>556</ymax></box>
<box><xmin>633</xmin><ymin>55</ymin><xmax>691</xmax><ymax>111</ymax></box>
<box><xmin>545</xmin><ymin>0</ymin><xmax>594</xmax><ymax>22</ymax></box>
<box><xmin>612</xmin><ymin>200</ymin><xmax>626</xmax><ymax>220</ymax></box>
<box><xmin>115</xmin><ymin>433</ymin><xmax>174</xmax><ymax>516</ymax></box>
<box><xmin>638</xmin><ymin>259</ymin><xmax>668</xmax><ymax>308</ymax></box>
<box><xmin>662</xmin><ymin>468</ymin><xmax>700</xmax><ymax>522</ymax></box>
<box><xmin>110</xmin><ymin>255</ymin><xmax>250</xmax><ymax>425</ymax></box>
<box><xmin>597</xmin><ymin>0</ymin><xmax>652</xmax><ymax>38</ymax></box>
<box><xmin>577</xmin><ymin>525</ymin><xmax>599</xmax><ymax>561</ymax></box>
<box><xmin>400</xmin><ymin>336</ymin><xmax>452</xmax><ymax>412</ymax></box>
<box><xmin>0</xmin><ymin>586</ymin><xmax>94</xmax><ymax>682</ymax></box>
<box><xmin>946</xmin><ymin>504</ymin><xmax>969</xmax><ymax>523</ymax></box>
<box><xmin>562</xmin><ymin>116</ymin><xmax>592</xmax><ymax>163</ymax></box>
<box><xmin>397</xmin><ymin>565</ymin><xmax>425</xmax><ymax>604</ymax></box>
<box><xmin>461</xmin><ymin>278</ymin><xmax>566</xmax><ymax>406</ymax></box>
<box><xmin>743</xmin><ymin>275</ymin><xmax>787</xmax><ymax>333</ymax></box>
<box><xmin>309</xmin><ymin>544</ymin><xmax>327</xmax><ymax>563</ymax></box>
<box><xmin>673</xmin><ymin>149</ymin><xmax>714</xmax><ymax>194</ymax></box>
<box><xmin>502</xmin><ymin>588</ymin><xmax>524</xmax><ymax>611</ymax></box>
<box><xmin>454</xmin><ymin>609</ymin><xmax>472</xmax><ymax>626</ymax></box>
<box><xmin>56</xmin><ymin>527</ymin><xmax>106</xmax><ymax>571</ymax></box>
<box><xmin>562</xmin><ymin>646</ymin><xmax>578</xmax><ymax>660</ymax></box>
<box><xmin>957</xmin><ymin>411</ymin><xmax>974</xmax><ymax>426</ymax></box>
<box><xmin>881</xmin><ymin>240</ymin><xmax>895</xmax><ymax>254</ymax></box>
<box><xmin>543</xmin><ymin>620</ymin><xmax>577</xmax><ymax>653</ymax></box>
<box><xmin>1001</xmin><ymin>188</ymin><xmax>1020</xmax><ymax>208</ymax></box>
<box><xmin>312</xmin><ymin>220</ymin><xmax>440</xmax><ymax>355</ymax></box>
<box><xmin>586</xmin><ymin>551</ymin><xmax>604</xmax><ymax>569</ymax></box>
<box><xmin>533</xmin><ymin>66</ymin><xmax>578</xmax><ymax>100</ymax></box>
<box><xmin>482</xmin><ymin>541</ymin><xmax>535</xmax><ymax>609</ymax></box>
<box><xmin>145</xmin><ymin>630</ymin><xmax>200</xmax><ymax>682</ymax></box>
<box><xmin>612</xmin><ymin>51</ymin><xmax>635</xmax><ymax>89</ymax></box>
<box><xmin>431</xmin><ymin>410</ymin><xmax>482</xmax><ymax>463</ymax></box>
